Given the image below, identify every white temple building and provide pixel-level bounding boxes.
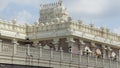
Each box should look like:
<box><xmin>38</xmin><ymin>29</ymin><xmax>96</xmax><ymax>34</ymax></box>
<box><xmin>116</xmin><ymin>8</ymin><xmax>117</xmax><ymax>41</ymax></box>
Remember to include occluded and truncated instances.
<box><xmin>0</xmin><ymin>0</ymin><xmax>120</xmax><ymax>68</ymax></box>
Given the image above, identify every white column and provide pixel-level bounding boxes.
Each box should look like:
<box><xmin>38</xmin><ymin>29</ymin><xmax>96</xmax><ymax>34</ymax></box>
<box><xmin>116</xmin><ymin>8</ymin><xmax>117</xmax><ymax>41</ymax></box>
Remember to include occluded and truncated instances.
<box><xmin>53</xmin><ymin>38</ymin><xmax>59</xmax><ymax>51</ymax></box>
<box><xmin>39</xmin><ymin>44</ymin><xmax>42</xmax><ymax>57</ymax></box>
<box><xmin>50</xmin><ymin>48</ymin><xmax>54</xmax><ymax>59</ymax></box>
<box><xmin>79</xmin><ymin>39</ymin><xmax>85</xmax><ymax>55</ymax></box>
<box><xmin>27</xmin><ymin>44</ymin><xmax>30</xmax><ymax>56</ymax></box>
<box><xmin>91</xmin><ymin>42</ymin><xmax>96</xmax><ymax>57</ymax></box>
<box><xmin>13</xmin><ymin>39</ymin><xmax>18</xmax><ymax>55</ymax></box>
<box><xmin>102</xmin><ymin>45</ymin><xmax>106</xmax><ymax>67</ymax></box>
<box><xmin>67</xmin><ymin>37</ymin><xmax>75</xmax><ymax>53</ymax></box>
<box><xmin>70</xmin><ymin>52</ymin><xmax>73</xmax><ymax>61</ymax></box>
<box><xmin>60</xmin><ymin>47</ymin><xmax>63</xmax><ymax>60</ymax></box>
<box><xmin>108</xmin><ymin>47</ymin><xmax>112</xmax><ymax>58</ymax></box>
<box><xmin>102</xmin><ymin>45</ymin><xmax>107</xmax><ymax>59</ymax></box>
<box><xmin>0</xmin><ymin>40</ymin><xmax>2</xmax><ymax>52</ymax></box>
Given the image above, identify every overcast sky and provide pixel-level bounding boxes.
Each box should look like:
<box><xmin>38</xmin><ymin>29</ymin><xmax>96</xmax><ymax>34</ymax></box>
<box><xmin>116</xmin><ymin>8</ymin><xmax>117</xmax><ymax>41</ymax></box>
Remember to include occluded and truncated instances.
<box><xmin>0</xmin><ymin>0</ymin><xmax>120</xmax><ymax>34</ymax></box>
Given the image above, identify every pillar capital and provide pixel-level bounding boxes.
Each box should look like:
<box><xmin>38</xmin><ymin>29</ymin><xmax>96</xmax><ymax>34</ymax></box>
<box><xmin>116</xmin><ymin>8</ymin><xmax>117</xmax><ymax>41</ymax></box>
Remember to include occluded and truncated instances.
<box><xmin>12</xmin><ymin>39</ymin><xmax>18</xmax><ymax>44</ymax></box>
<box><xmin>107</xmin><ymin>47</ymin><xmax>112</xmax><ymax>51</ymax></box>
<box><xmin>67</xmin><ymin>37</ymin><xmax>75</xmax><ymax>47</ymax></box>
<box><xmin>102</xmin><ymin>45</ymin><xmax>107</xmax><ymax>50</ymax></box>
<box><xmin>53</xmin><ymin>38</ymin><xmax>59</xmax><ymax>44</ymax></box>
<box><xmin>38</xmin><ymin>43</ymin><xmax>42</xmax><ymax>46</ymax></box>
<box><xmin>79</xmin><ymin>39</ymin><xmax>85</xmax><ymax>45</ymax></box>
<box><xmin>33</xmin><ymin>41</ymin><xmax>39</xmax><ymax>46</ymax></box>
<box><xmin>91</xmin><ymin>42</ymin><xmax>96</xmax><ymax>48</ymax></box>
<box><xmin>67</xmin><ymin>37</ymin><xmax>75</xmax><ymax>43</ymax></box>
<box><xmin>60</xmin><ymin>47</ymin><xmax>63</xmax><ymax>52</ymax></box>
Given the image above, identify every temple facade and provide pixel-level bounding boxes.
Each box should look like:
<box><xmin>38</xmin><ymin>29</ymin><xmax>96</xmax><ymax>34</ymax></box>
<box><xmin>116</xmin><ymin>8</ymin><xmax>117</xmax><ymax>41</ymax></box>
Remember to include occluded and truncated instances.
<box><xmin>0</xmin><ymin>0</ymin><xmax>120</xmax><ymax>68</ymax></box>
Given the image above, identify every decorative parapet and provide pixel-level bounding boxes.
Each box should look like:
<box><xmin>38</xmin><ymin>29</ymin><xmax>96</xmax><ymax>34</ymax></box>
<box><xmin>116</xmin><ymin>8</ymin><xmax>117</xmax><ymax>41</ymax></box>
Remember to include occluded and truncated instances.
<box><xmin>0</xmin><ymin>19</ymin><xmax>27</xmax><ymax>39</ymax></box>
<box><xmin>0</xmin><ymin>19</ymin><xmax>26</xmax><ymax>34</ymax></box>
<box><xmin>69</xmin><ymin>21</ymin><xmax>120</xmax><ymax>42</ymax></box>
<box><xmin>27</xmin><ymin>21</ymin><xmax>69</xmax><ymax>35</ymax></box>
<box><xmin>28</xmin><ymin>20</ymin><xmax>120</xmax><ymax>42</ymax></box>
<box><xmin>0</xmin><ymin>19</ymin><xmax>119</xmax><ymax>42</ymax></box>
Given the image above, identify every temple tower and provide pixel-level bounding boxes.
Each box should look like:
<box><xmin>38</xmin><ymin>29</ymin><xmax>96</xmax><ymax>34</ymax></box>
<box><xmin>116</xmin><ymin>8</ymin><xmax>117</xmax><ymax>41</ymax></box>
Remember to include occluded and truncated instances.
<box><xmin>39</xmin><ymin>0</ymin><xmax>69</xmax><ymax>23</ymax></box>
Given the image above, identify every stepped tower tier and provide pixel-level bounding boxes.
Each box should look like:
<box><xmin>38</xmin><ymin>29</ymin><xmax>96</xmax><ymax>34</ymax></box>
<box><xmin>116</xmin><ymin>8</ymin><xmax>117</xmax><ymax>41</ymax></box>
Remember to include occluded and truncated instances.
<box><xmin>39</xmin><ymin>0</ymin><xmax>70</xmax><ymax>23</ymax></box>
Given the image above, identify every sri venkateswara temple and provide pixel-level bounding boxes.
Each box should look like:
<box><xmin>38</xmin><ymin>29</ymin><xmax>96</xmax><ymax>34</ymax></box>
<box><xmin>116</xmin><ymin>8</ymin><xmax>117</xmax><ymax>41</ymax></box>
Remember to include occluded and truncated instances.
<box><xmin>0</xmin><ymin>0</ymin><xmax>120</xmax><ymax>68</ymax></box>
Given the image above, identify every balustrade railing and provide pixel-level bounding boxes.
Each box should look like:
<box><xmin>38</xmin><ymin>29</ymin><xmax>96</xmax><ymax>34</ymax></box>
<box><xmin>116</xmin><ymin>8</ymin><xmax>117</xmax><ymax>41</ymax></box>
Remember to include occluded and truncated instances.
<box><xmin>0</xmin><ymin>44</ymin><xmax>119</xmax><ymax>68</ymax></box>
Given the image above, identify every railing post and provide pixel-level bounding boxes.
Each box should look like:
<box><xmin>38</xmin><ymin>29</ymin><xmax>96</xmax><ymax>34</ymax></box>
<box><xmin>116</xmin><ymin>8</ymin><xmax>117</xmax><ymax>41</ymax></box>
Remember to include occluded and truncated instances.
<box><xmin>60</xmin><ymin>47</ymin><xmax>63</xmax><ymax>60</ymax></box>
<box><xmin>95</xmin><ymin>56</ymin><xmax>98</xmax><ymax>68</ymax></box>
<box><xmin>87</xmin><ymin>55</ymin><xmax>89</xmax><ymax>68</ymax></box>
<box><xmin>39</xmin><ymin>44</ymin><xmax>42</xmax><ymax>58</ymax></box>
<box><xmin>69</xmin><ymin>52</ymin><xmax>72</xmax><ymax>68</ymax></box>
<box><xmin>13</xmin><ymin>39</ymin><xmax>18</xmax><ymax>55</ymax></box>
<box><xmin>0</xmin><ymin>40</ymin><xmax>2</xmax><ymax>52</ymax></box>
<box><xmin>118</xmin><ymin>61</ymin><xmax>119</xmax><ymax>68</ymax></box>
<box><xmin>37</xmin><ymin>43</ymin><xmax>42</xmax><ymax>67</ymax></box>
<box><xmin>117</xmin><ymin>60</ymin><xmax>119</xmax><ymax>68</ymax></box>
<box><xmin>27</xmin><ymin>44</ymin><xmax>30</xmax><ymax>56</ymax></box>
<box><xmin>79</xmin><ymin>50</ymin><xmax>82</xmax><ymax>68</ymax></box>
<box><xmin>49</xmin><ymin>48</ymin><xmax>53</xmax><ymax>67</ymax></box>
<box><xmin>70</xmin><ymin>52</ymin><xmax>72</xmax><ymax>61</ymax></box>
<box><xmin>60</xmin><ymin>47</ymin><xmax>63</xmax><ymax>68</ymax></box>
<box><xmin>109</xmin><ymin>58</ymin><xmax>111</xmax><ymax>68</ymax></box>
<box><xmin>50</xmin><ymin>48</ymin><xmax>54</xmax><ymax>59</ymax></box>
<box><xmin>102</xmin><ymin>57</ymin><xmax>105</xmax><ymax>68</ymax></box>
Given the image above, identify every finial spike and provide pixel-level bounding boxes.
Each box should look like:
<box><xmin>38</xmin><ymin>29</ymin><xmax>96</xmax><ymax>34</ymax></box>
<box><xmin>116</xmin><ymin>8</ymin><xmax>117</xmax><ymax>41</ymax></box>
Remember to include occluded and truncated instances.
<box><xmin>40</xmin><ymin>4</ymin><xmax>43</xmax><ymax>9</ymax></box>
<box><xmin>58</xmin><ymin>0</ymin><xmax>62</xmax><ymax>6</ymax></box>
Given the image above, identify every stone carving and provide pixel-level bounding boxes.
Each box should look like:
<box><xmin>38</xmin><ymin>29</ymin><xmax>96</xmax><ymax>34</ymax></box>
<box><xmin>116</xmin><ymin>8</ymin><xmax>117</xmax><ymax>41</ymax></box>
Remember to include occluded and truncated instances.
<box><xmin>84</xmin><ymin>46</ymin><xmax>92</xmax><ymax>55</ymax></box>
<box><xmin>96</xmin><ymin>49</ymin><xmax>101</xmax><ymax>55</ymax></box>
<box><xmin>111</xmin><ymin>51</ymin><xmax>116</xmax><ymax>58</ymax></box>
<box><xmin>43</xmin><ymin>45</ymin><xmax>50</xmax><ymax>50</ymax></box>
